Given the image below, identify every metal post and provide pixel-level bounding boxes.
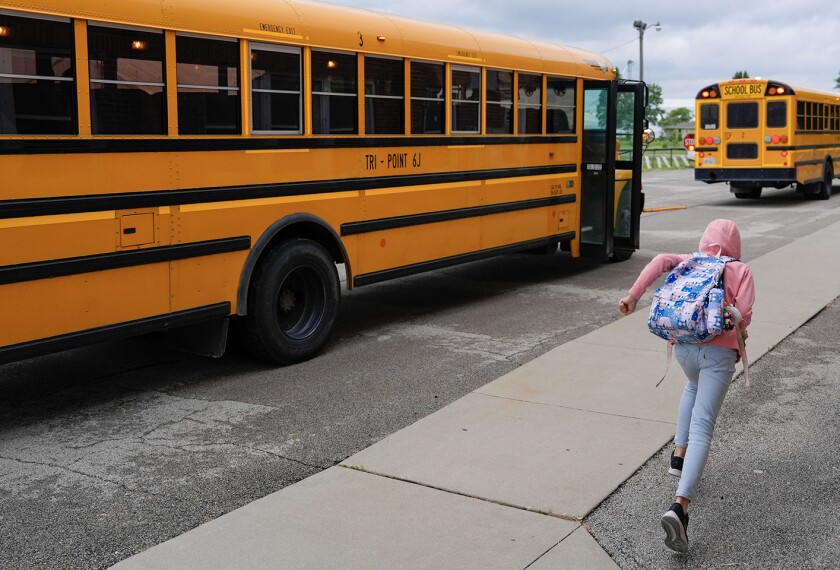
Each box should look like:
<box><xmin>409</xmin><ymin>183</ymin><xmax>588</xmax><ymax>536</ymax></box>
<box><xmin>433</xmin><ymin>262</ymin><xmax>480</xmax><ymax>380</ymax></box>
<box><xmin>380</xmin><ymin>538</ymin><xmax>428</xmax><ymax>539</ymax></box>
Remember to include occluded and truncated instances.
<box><xmin>633</xmin><ymin>20</ymin><xmax>660</xmax><ymax>83</ymax></box>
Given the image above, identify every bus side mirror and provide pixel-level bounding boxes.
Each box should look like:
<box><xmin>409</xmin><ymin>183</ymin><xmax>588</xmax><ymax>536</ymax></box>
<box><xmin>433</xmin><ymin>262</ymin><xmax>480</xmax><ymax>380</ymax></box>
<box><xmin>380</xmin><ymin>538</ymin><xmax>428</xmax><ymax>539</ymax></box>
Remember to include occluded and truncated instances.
<box><xmin>642</xmin><ymin>128</ymin><xmax>655</xmax><ymax>143</ymax></box>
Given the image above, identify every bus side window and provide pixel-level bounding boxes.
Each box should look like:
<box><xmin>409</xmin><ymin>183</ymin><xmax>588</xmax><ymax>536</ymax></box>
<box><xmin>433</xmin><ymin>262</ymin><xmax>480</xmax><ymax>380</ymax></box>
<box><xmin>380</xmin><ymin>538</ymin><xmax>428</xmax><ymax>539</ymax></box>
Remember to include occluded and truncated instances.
<box><xmin>451</xmin><ymin>65</ymin><xmax>480</xmax><ymax>134</ymax></box>
<box><xmin>88</xmin><ymin>24</ymin><xmax>165</xmax><ymax>135</ymax></box>
<box><xmin>517</xmin><ymin>73</ymin><xmax>542</xmax><ymax>134</ymax></box>
<box><xmin>364</xmin><ymin>56</ymin><xmax>404</xmax><ymax>135</ymax></box>
<box><xmin>251</xmin><ymin>44</ymin><xmax>303</xmax><ymax>134</ymax></box>
<box><xmin>486</xmin><ymin>69</ymin><xmax>513</xmax><ymax>134</ymax></box>
<box><xmin>176</xmin><ymin>35</ymin><xmax>241</xmax><ymax>135</ymax></box>
<box><xmin>0</xmin><ymin>13</ymin><xmax>76</xmax><ymax>135</ymax></box>
<box><xmin>410</xmin><ymin>61</ymin><xmax>444</xmax><ymax>134</ymax></box>
<box><xmin>547</xmin><ymin>77</ymin><xmax>575</xmax><ymax>134</ymax></box>
<box><xmin>311</xmin><ymin>50</ymin><xmax>358</xmax><ymax>135</ymax></box>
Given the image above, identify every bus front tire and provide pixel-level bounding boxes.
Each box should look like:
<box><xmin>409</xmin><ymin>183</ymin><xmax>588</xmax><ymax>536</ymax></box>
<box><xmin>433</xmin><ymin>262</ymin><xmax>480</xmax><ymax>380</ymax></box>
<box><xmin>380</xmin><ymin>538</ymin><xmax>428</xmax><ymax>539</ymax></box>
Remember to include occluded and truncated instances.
<box><xmin>243</xmin><ymin>239</ymin><xmax>340</xmax><ymax>365</ymax></box>
<box><xmin>610</xmin><ymin>249</ymin><xmax>633</xmax><ymax>262</ymax></box>
<box><xmin>816</xmin><ymin>163</ymin><xmax>833</xmax><ymax>200</ymax></box>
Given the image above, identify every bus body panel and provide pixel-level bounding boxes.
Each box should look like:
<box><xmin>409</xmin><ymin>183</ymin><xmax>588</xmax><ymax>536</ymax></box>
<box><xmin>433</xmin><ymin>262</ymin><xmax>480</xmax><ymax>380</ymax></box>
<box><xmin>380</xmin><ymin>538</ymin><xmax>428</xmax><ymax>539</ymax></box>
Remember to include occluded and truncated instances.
<box><xmin>1</xmin><ymin>265</ymin><xmax>171</xmax><ymax>346</ymax></box>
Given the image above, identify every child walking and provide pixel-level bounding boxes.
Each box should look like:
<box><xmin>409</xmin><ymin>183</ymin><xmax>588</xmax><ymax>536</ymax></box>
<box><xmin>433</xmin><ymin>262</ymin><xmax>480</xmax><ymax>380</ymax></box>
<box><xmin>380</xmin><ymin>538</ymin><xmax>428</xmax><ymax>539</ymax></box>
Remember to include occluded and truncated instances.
<box><xmin>618</xmin><ymin>219</ymin><xmax>755</xmax><ymax>553</ymax></box>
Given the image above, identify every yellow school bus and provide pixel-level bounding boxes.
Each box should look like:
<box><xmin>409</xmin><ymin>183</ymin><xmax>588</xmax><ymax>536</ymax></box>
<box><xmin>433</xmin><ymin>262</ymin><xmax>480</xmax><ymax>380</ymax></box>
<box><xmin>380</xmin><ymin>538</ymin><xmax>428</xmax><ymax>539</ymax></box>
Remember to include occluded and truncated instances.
<box><xmin>0</xmin><ymin>0</ymin><xmax>647</xmax><ymax>365</ymax></box>
<box><xmin>695</xmin><ymin>78</ymin><xmax>840</xmax><ymax>199</ymax></box>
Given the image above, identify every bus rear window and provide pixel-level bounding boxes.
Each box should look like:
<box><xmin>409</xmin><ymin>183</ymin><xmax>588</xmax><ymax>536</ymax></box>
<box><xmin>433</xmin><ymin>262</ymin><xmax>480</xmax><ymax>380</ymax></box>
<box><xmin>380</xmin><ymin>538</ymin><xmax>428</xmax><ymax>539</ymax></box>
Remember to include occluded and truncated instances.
<box><xmin>700</xmin><ymin>103</ymin><xmax>719</xmax><ymax>130</ymax></box>
<box><xmin>727</xmin><ymin>102</ymin><xmax>758</xmax><ymax>129</ymax></box>
<box><xmin>0</xmin><ymin>13</ymin><xmax>76</xmax><ymax>134</ymax></box>
<box><xmin>767</xmin><ymin>101</ymin><xmax>786</xmax><ymax>128</ymax></box>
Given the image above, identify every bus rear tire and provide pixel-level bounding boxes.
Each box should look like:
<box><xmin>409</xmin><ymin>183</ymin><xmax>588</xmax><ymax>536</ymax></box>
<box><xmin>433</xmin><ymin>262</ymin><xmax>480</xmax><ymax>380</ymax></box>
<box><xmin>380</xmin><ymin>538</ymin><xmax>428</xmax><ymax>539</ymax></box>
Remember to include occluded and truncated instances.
<box><xmin>243</xmin><ymin>239</ymin><xmax>340</xmax><ymax>365</ymax></box>
<box><xmin>732</xmin><ymin>184</ymin><xmax>761</xmax><ymax>199</ymax></box>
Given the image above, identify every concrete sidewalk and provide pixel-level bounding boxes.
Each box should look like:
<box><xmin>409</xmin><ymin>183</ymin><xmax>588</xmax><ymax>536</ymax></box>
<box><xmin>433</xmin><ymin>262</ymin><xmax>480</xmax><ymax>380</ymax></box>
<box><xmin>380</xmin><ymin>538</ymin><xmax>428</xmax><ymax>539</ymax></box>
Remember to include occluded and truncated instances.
<box><xmin>112</xmin><ymin>220</ymin><xmax>840</xmax><ymax>569</ymax></box>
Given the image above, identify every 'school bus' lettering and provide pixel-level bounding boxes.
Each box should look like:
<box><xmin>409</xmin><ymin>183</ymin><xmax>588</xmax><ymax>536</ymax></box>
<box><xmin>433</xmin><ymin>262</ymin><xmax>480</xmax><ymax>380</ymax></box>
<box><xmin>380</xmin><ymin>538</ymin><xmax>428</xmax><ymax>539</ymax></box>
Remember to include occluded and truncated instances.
<box><xmin>695</xmin><ymin>79</ymin><xmax>840</xmax><ymax>200</ymax></box>
<box><xmin>0</xmin><ymin>0</ymin><xmax>647</xmax><ymax>366</ymax></box>
<box><xmin>722</xmin><ymin>83</ymin><xmax>763</xmax><ymax>97</ymax></box>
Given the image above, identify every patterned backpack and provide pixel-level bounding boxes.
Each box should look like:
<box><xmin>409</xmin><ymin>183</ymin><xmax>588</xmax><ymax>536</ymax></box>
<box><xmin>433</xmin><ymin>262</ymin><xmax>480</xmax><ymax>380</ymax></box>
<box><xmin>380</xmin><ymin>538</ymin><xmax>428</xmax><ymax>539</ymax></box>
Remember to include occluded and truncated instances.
<box><xmin>647</xmin><ymin>253</ymin><xmax>736</xmax><ymax>343</ymax></box>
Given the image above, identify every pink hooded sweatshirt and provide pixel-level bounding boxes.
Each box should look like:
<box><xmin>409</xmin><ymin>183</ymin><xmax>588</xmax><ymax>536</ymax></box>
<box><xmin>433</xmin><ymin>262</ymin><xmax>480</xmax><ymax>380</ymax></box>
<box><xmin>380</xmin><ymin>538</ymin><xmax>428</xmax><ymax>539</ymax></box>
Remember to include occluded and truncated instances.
<box><xmin>628</xmin><ymin>219</ymin><xmax>755</xmax><ymax>352</ymax></box>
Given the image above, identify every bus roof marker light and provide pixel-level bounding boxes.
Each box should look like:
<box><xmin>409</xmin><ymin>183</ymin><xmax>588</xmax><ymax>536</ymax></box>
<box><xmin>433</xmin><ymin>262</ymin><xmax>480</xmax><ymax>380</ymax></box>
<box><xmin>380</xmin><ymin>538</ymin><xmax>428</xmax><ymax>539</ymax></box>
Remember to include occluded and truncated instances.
<box><xmin>776</xmin><ymin>86</ymin><xmax>785</xmax><ymax>95</ymax></box>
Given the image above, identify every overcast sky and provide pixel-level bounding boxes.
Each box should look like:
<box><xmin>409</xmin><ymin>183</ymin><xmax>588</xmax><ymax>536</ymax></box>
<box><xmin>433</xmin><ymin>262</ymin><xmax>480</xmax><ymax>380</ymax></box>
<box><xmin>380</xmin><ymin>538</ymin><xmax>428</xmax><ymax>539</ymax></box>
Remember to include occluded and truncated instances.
<box><xmin>326</xmin><ymin>0</ymin><xmax>840</xmax><ymax>110</ymax></box>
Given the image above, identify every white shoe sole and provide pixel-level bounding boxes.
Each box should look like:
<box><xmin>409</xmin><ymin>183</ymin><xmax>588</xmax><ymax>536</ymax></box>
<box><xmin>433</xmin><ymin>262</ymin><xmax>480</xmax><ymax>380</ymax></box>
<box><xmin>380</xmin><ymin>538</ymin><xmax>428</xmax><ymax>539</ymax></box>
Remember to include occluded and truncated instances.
<box><xmin>668</xmin><ymin>467</ymin><xmax>682</xmax><ymax>478</ymax></box>
<box><xmin>661</xmin><ymin>511</ymin><xmax>689</xmax><ymax>553</ymax></box>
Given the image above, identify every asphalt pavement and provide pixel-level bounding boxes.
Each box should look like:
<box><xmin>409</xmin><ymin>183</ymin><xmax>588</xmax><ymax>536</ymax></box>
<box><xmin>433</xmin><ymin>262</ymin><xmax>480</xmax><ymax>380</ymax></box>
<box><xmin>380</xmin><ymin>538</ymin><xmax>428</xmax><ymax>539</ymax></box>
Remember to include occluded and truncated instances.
<box><xmin>110</xmin><ymin>218</ymin><xmax>840</xmax><ymax>568</ymax></box>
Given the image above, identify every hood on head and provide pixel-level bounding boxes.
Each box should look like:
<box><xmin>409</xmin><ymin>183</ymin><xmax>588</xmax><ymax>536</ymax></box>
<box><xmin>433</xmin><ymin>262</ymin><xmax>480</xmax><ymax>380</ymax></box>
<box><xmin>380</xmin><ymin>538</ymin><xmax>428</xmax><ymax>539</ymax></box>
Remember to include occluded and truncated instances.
<box><xmin>699</xmin><ymin>219</ymin><xmax>741</xmax><ymax>258</ymax></box>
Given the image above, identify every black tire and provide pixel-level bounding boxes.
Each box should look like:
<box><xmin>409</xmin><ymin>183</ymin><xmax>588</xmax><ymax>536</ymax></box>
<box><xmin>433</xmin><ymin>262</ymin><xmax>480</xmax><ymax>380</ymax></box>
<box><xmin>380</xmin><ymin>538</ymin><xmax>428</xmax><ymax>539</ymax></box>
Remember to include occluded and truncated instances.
<box><xmin>610</xmin><ymin>249</ymin><xmax>633</xmax><ymax>262</ymax></box>
<box><xmin>816</xmin><ymin>162</ymin><xmax>833</xmax><ymax>200</ymax></box>
<box><xmin>731</xmin><ymin>184</ymin><xmax>761</xmax><ymax>199</ymax></box>
<box><xmin>243</xmin><ymin>239</ymin><xmax>340</xmax><ymax>365</ymax></box>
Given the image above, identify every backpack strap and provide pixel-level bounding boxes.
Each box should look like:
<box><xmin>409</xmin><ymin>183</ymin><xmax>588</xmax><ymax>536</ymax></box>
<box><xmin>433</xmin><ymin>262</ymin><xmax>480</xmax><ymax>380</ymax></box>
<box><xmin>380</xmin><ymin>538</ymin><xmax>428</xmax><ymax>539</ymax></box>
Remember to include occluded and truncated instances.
<box><xmin>655</xmin><ymin>341</ymin><xmax>674</xmax><ymax>388</ymax></box>
<box><xmin>737</xmin><ymin>326</ymin><xmax>751</xmax><ymax>386</ymax></box>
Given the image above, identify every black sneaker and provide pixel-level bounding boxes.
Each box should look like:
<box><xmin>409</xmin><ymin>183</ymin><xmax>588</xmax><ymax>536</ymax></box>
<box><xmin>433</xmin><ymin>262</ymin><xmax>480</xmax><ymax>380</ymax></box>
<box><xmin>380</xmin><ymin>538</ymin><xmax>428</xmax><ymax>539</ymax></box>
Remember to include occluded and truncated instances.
<box><xmin>669</xmin><ymin>450</ymin><xmax>684</xmax><ymax>478</ymax></box>
<box><xmin>661</xmin><ymin>503</ymin><xmax>689</xmax><ymax>553</ymax></box>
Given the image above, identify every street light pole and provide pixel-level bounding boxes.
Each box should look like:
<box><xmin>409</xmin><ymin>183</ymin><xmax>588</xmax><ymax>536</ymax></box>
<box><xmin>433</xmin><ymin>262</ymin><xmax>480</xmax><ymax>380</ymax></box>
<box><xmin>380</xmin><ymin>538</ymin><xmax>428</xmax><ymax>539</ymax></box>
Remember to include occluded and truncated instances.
<box><xmin>633</xmin><ymin>20</ymin><xmax>660</xmax><ymax>82</ymax></box>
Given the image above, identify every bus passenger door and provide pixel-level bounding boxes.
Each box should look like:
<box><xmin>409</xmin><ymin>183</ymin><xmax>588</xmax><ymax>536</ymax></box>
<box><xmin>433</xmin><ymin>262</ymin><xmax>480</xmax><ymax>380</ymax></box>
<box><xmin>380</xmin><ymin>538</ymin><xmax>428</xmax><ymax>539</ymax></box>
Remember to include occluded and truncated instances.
<box><xmin>579</xmin><ymin>80</ymin><xmax>645</xmax><ymax>260</ymax></box>
<box><xmin>613</xmin><ymin>81</ymin><xmax>646</xmax><ymax>257</ymax></box>
<box><xmin>579</xmin><ymin>81</ymin><xmax>617</xmax><ymax>260</ymax></box>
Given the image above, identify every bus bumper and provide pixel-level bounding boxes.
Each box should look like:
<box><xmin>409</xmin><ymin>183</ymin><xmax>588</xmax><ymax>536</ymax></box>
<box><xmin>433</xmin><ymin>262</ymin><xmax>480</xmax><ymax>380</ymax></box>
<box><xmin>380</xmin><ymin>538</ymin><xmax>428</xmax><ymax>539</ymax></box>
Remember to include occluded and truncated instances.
<box><xmin>695</xmin><ymin>168</ymin><xmax>797</xmax><ymax>186</ymax></box>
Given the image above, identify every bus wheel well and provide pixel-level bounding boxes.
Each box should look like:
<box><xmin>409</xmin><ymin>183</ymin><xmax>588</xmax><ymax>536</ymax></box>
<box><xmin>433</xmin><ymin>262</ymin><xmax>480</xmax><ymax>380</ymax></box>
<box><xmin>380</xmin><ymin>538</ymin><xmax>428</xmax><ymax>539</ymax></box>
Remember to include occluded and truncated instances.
<box><xmin>237</xmin><ymin>216</ymin><xmax>349</xmax><ymax>317</ymax></box>
<box><xmin>268</xmin><ymin>221</ymin><xmax>345</xmax><ymax>264</ymax></box>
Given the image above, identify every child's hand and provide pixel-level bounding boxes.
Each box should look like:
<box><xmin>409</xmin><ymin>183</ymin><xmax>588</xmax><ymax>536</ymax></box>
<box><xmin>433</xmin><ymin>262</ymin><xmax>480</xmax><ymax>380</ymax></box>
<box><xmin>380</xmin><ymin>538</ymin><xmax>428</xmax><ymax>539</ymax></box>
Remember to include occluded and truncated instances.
<box><xmin>618</xmin><ymin>295</ymin><xmax>638</xmax><ymax>316</ymax></box>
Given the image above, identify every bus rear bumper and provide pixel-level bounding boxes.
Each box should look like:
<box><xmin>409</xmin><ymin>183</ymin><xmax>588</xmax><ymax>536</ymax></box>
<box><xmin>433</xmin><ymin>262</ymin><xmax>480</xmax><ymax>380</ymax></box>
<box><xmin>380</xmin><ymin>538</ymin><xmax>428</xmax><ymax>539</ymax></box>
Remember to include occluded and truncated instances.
<box><xmin>695</xmin><ymin>168</ymin><xmax>796</xmax><ymax>187</ymax></box>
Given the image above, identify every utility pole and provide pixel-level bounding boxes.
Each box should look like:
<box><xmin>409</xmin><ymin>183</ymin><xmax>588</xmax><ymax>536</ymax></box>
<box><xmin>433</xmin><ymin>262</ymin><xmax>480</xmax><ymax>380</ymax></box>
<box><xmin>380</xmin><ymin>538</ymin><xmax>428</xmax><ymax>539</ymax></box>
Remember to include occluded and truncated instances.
<box><xmin>633</xmin><ymin>20</ymin><xmax>660</xmax><ymax>82</ymax></box>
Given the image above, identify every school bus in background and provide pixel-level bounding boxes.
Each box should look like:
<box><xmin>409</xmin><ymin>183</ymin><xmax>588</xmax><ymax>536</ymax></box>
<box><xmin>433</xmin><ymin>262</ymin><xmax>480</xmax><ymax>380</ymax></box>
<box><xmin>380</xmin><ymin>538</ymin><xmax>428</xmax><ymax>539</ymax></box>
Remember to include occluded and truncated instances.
<box><xmin>0</xmin><ymin>0</ymin><xmax>647</xmax><ymax>365</ymax></box>
<box><xmin>695</xmin><ymin>78</ymin><xmax>840</xmax><ymax>199</ymax></box>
